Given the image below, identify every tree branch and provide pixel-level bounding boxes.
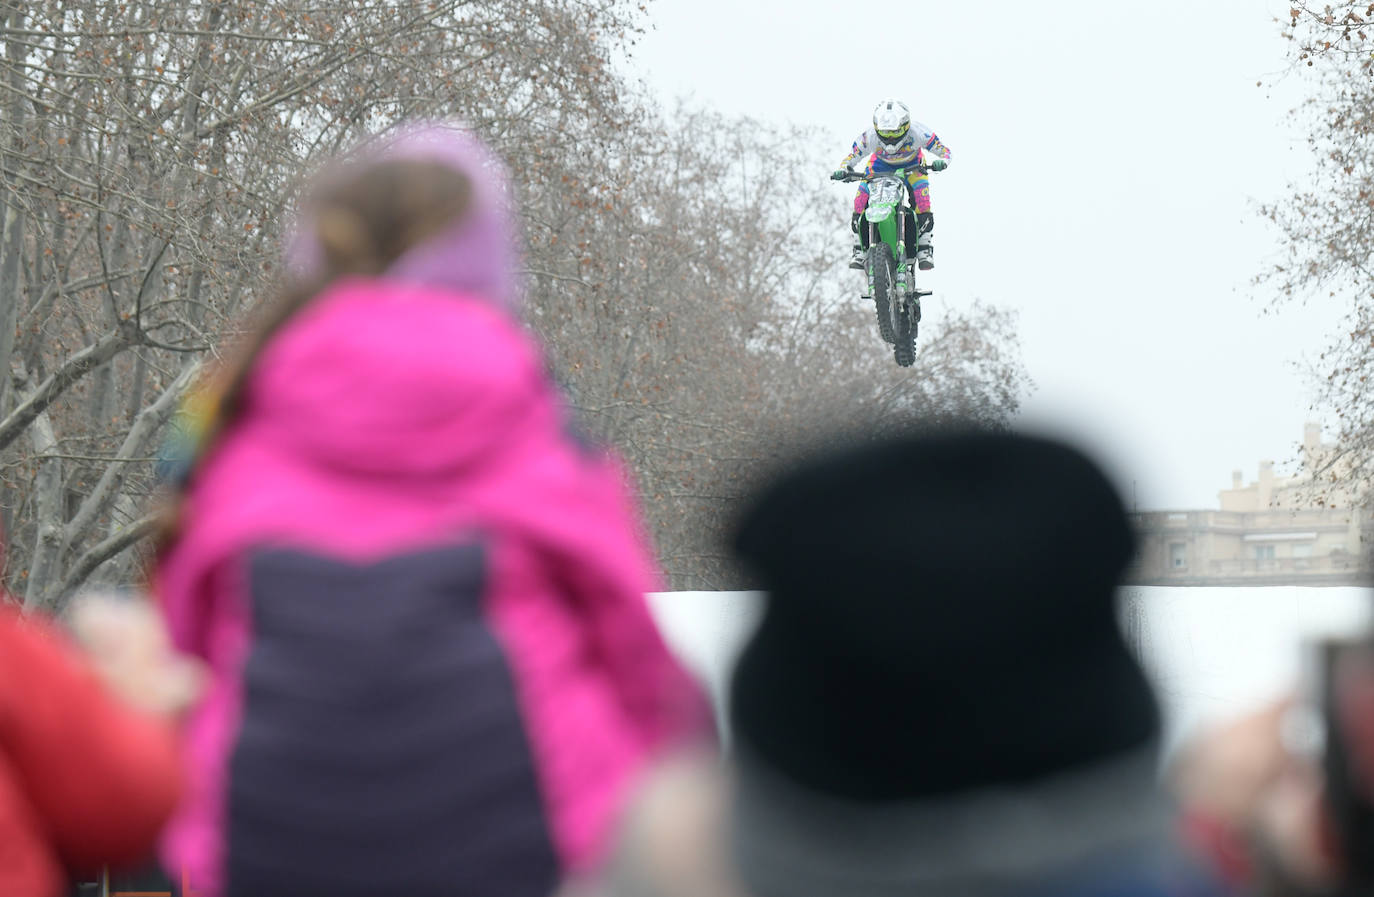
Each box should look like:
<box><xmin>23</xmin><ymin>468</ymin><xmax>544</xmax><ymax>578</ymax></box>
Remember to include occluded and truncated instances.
<box><xmin>54</xmin><ymin>512</ymin><xmax>160</xmax><ymax>602</ymax></box>
<box><xmin>63</xmin><ymin>363</ymin><xmax>196</xmax><ymax>550</ymax></box>
<box><xmin>0</xmin><ymin>321</ymin><xmax>140</xmax><ymax>453</ymax></box>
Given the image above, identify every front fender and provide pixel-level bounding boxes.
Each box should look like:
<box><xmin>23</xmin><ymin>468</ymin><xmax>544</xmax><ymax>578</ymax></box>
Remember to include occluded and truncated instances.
<box><xmin>865</xmin><ymin>202</ymin><xmax>896</xmax><ymax>225</ymax></box>
<box><xmin>874</xmin><ymin>207</ymin><xmax>901</xmax><ymax>254</ymax></box>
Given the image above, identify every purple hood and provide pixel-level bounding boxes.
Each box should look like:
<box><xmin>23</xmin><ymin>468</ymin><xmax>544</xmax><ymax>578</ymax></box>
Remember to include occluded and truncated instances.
<box><xmin>286</xmin><ymin>121</ymin><xmax>522</xmax><ymax>311</ymax></box>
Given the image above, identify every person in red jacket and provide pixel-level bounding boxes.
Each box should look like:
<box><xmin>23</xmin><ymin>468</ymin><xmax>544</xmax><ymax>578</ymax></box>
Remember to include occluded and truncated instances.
<box><xmin>0</xmin><ymin>598</ymin><xmax>192</xmax><ymax>897</ymax></box>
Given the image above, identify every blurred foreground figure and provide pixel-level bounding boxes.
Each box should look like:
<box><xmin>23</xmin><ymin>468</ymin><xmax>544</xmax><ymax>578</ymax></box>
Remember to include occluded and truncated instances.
<box><xmin>1174</xmin><ymin>638</ymin><xmax>1374</xmax><ymax>897</ymax></box>
<box><xmin>1</xmin><ymin>597</ymin><xmax>186</xmax><ymax>897</ymax></box>
<box><xmin>611</xmin><ymin>429</ymin><xmax>1229</xmax><ymax>897</ymax></box>
<box><xmin>155</xmin><ymin>123</ymin><xmax>705</xmax><ymax>897</ymax></box>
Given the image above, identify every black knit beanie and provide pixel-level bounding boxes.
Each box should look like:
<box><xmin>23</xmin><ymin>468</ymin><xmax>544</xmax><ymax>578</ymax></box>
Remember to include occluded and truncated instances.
<box><xmin>729</xmin><ymin>428</ymin><xmax>1159</xmax><ymax>801</ymax></box>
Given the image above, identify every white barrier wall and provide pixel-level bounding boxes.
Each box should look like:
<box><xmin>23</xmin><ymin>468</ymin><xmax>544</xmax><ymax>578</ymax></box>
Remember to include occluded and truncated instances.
<box><xmin>648</xmin><ymin>587</ymin><xmax>1373</xmax><ymax>749</ymax></box>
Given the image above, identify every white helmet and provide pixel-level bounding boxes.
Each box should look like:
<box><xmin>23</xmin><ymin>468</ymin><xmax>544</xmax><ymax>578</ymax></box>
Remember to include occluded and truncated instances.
<box><xmin>873</xmin><ymin>98</ymin><xmax>911</xmax><ymax>150</ymax></box>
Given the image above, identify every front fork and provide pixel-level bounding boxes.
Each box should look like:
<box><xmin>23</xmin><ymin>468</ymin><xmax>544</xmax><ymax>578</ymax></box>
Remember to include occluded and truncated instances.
<box><xmin>868</xmin><ymin>215</ymin><xmax>912</xmax><ymax>293</ymax></box>
<box><xmin>866</xmin><ymin>221</ymin><xmax>877</xmax><ymax>295</ymax></box>
<box><xmin>866</xmin><ymin>217</ymin><xmax>911</xmax><ymax>299</ymax></box>
<box><xmin>896</xmin><ymin>213</ymin><xmax>909</xmax><ymax>295</ymax></box>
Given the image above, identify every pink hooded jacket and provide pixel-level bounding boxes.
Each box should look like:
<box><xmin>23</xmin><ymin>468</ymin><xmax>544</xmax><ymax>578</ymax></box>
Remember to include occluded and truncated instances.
<box><xmin>156</xmin><ymin>126</ymin><xmax>705</xmax><ymax>897</ymax></box>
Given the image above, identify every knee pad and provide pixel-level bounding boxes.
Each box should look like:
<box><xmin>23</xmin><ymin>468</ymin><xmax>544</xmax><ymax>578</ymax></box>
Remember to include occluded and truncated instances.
<box><xmin>917</xmin><ymin>212</ymin><xmax>934</xmax><ymax>235</ymax></box>
<box><xmin>851</xmin><ymin>212</ymin><xmax>862</xmax><ymax>234</ymax></box>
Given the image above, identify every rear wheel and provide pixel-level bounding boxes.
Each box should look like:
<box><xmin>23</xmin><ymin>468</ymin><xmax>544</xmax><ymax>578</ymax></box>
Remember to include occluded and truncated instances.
<box><xmin>871</xmin><ymin>243</ymin><xmax>897</xmax><ymax>345</ymax></box>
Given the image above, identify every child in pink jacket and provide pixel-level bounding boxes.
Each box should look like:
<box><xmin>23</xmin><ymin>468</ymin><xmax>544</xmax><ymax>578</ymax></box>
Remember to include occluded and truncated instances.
<box><xmin>154</xmin><ymin>124</ymin><xmax>707</xmax><ymax>897</ymax></box>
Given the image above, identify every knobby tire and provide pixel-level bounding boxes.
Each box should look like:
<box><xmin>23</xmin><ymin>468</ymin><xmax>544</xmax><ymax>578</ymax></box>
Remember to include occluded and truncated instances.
<box><xmin>871</xmin><ymin>243</ymin><xmax>898</xmax><ymax>347</ymax></box>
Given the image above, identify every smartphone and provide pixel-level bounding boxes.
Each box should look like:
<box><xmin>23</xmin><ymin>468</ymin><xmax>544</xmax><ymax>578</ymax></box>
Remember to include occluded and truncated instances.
<box><xmin>1316</xmin><ymin>636</ymin><xmax>1374</xmax><ymax>886</ymax></box>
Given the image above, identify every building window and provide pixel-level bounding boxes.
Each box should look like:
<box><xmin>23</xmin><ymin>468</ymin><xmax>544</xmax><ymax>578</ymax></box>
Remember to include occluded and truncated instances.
<box><xmin>1292</xmin><ymin>543</ymin><xmax>1313</xmax><ymax>558</ymax></box>
<box><xmin>1253</xmin><ymin>544</ymin><xmax>1276</xmax><ymax>560</ymax></box>
<box><xmin>1169</xmin><ymin>542</ymin><xmax>1187</xmax><ymax>569</ymax></box>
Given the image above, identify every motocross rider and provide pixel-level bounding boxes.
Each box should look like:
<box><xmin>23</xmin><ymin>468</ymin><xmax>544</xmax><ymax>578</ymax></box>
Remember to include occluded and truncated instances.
<box><xmin>834</xmin><ymin>98</ymin><xmax>951</xmax><ymax>270</ymax></box>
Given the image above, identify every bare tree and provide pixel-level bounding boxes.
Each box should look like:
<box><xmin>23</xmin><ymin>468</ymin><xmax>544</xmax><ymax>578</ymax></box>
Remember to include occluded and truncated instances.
<box><xmin>0</xmin><ymin>0</ymin><xmax>647</xmax><ymax>609</ymax></box>
<box><xmin>522</xmin><ymin>104</ymin><xmax>1031</xmax><ymax>588</ymax></box>
<box><xmin>1259</xmin><ymin>3</ymin><xmax>1374</xmax><ymax>502</ymax></box>
<box><xmin>0</xmin><ymin>3</ymin><xmax>1030</xmax><ymax>603</ymax></box>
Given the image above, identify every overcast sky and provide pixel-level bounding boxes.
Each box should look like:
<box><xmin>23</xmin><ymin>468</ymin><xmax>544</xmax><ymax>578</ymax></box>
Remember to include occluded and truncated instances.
<box><xmin>626</xmin><ymin>0</ymin><xmax>1344</xmax><ymax>510</ymax></box>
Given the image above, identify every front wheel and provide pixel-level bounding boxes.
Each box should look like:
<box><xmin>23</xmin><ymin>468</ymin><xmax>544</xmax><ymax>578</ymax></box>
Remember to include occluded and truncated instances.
<box><xmin>870</xmin><ymin>243</ymin><xmax>897</xmax><ymax>344</ymax></box>
<box><xmin>892</xmin><ymin>292</ymin><xmax>917</xmax><ymax>367</ymax></box>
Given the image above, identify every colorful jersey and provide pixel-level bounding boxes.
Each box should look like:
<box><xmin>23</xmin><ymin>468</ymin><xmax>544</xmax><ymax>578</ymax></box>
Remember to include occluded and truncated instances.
<box><xmin>841</xmin><ymin>124</ymin><xmax>951</xmax><ymax>170</ymax></box>
<box><xmin>854</xmin><ymin>158</ymin><xmax>933</xmax><ymax>215</ymax></box>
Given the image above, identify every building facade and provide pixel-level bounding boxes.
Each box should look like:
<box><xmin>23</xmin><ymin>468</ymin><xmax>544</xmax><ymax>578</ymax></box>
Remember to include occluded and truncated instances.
<box><xmin>1127</xmin><ymin>425</ymin><xmax>1370</xmax><ymax>586</ymax></box>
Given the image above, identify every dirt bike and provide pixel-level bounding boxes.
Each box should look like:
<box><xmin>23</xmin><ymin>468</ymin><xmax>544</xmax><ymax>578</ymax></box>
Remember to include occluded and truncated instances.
<box><xmin>833</xmin><ymin>166</ymin><xmax>937</xmax><ymax>367</ymax></box>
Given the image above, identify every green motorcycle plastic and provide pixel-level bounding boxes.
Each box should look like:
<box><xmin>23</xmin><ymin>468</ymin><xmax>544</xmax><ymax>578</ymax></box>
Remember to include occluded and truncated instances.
<box><xmin>835</xmin><ymin>167</ymin><xmax>933</xmax><ymax>368</ymax></box>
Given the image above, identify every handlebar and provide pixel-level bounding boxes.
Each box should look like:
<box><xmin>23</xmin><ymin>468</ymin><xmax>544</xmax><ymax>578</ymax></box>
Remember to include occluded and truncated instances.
<box><xmin>831</xmin><ymin>166</ymin><xmax>939</xmax><ymax>182</ymax></box>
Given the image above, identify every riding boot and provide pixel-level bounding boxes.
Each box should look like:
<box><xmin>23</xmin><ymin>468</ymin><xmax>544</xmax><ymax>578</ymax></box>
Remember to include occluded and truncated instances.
<box><xmin>916</xmin><ymin>212</ymin><xmax>935</xmax><ymax>270</ymax></box>
<box><xmin>850</xmin><ymin>212</ymin><xmax>866</xmax><ymax>269</ymax></box>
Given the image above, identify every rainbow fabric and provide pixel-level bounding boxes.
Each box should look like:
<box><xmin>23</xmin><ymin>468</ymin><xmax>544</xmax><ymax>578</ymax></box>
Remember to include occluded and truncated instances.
<box><xmin>156</xmin><ymin>373</ymin><xmax>225</xmax><ymax>486</ymax></box>
<box><xmin>841</xmin><ymin>120</ymin><xmax>949</xmax><ymax>216</ymax></box>
<box><xmin>841</xmin><ymin>121</ymin><xmax>951</xmax><ymax>170</ymax></box>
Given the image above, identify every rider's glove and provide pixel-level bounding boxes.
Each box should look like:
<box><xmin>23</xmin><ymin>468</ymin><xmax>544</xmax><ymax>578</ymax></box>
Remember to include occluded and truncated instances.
<box><xmin>929</xmin><ymin>159</ymin><xmax>948</xmax><ymax>172</ymax></box>
<box><xmin>831</xmin><ymin>169</ymin><xmax>848</xmax><ymax>181</ymax></box>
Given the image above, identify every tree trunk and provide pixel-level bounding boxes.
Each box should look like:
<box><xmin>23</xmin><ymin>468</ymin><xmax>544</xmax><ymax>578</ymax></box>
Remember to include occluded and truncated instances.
<box><xmin>125</xmin><ymin>353</ymin><xmax>146</xmax><ymax>425</ymax></box>
<box><xmin>22</xmin><ymin>412</ymin><xmax>62</xmax><ymax>612</ymax></box>
<box><xmin>0</xmin><ymin>2</ymin><xmax>26</xmax><ymax>413</ymax></box>
<box><xmin>88</xmin><ymin>363</ymin><xmax>114</xmax><ymax>429</ymax></box>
